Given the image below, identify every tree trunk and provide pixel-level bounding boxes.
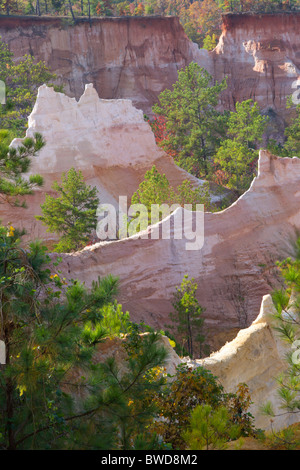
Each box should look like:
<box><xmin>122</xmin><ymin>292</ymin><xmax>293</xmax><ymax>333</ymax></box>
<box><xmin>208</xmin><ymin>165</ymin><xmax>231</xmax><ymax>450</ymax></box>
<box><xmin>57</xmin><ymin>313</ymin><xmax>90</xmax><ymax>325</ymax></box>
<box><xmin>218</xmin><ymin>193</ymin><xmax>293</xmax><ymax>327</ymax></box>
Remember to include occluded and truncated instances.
<box><xmin>4</xmin><ymin>322</ymin><xmax>16</xmax><ymax>450</ymax></box>
<box><xmin>36</xmin><ymin>0</ymin><xmax>41</xmax><ymax>16</ymax></box>
<box><xmin>68</xmin><ymin>0</ymin><xmax>76</xmax><ymax>21</ymax></box>
<box><xmin>87</xmin><ymin>0</ymin><xmax>91</xmax><ymax>24</ymax></box>
<box><xmin>187</xmin><ymin>316</ymin><xmax>193</xmax><ymax>359</ymax></box>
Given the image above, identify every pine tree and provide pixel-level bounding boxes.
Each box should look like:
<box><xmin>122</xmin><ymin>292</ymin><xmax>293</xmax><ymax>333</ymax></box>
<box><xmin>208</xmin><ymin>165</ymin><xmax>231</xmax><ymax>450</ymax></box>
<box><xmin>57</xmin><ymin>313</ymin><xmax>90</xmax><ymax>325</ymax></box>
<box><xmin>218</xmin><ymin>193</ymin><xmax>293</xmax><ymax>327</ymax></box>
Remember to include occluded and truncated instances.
<box><xmin>261</xmin><ymin>238</ymin><xmax>300</xmax><ymax>430</ymax></box>
<box><xmin>0</xmin><ymin>130</ymin><xmax>44</xmax><ymax>206</ymax></box>
<box><xmin>183</xmin><ymin>404</ymin><xmax>241</xmax><ymax>450</ymax></box>
<box><xmin>0</xmin><ymin>37</ymin><xmax>59</xmax><ymax>134</ymax></box>
<box><xmin>0</xmin><ymin>228</ymin><xmax>169</xmax><ymax>449</ymax></box>
<box><xmin>168</xmin><ymin>275</ymin><xmax>208</xmax><ymax>359</ymax></box>
<box><xmin>152</xmin><ymin>63</ymin><xmax>227</xmax><ymax>178</ymax></box>
<box><xmin>132</xmin><ymin>165</ymin><xmax>211</xmax><ymax>212</ymax></box>
<box><xmin>284</xmin><ymin>103</ymin><xmax>300</xmax><ymax>157</ymax></box>
<box><xmin>213</xmin><ymin>99</ymin><xmax>267</xmax><ymax>197</ymax></box>
<box><xmin>0</xmin><ymin>227</ymin><xmax>117</xmax><ymax>449</ymax></box>
<box><xmin>36</xmin><ymin>168</ymin><xmax>99</xmax><ymax>252</ymax></box>
<box><xmin>203</xmin><ymin>33</ymin><xmax>218</xmax><ymax>51</ymax></box>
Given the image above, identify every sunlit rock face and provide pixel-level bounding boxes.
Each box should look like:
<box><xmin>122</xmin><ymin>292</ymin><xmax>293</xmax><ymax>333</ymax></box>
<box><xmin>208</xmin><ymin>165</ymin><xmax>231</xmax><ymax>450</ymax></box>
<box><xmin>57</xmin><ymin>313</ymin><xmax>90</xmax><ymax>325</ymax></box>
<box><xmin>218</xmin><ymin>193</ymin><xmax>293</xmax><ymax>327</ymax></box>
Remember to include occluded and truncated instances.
<box><xmin>0</xmin><ymin>15</ymin><xmax>209</xmax><ymax>117</ymax></box>
<box><xmin>0</xmin><ymin>13</ymin><xmax>299</xmax><ymax>128</ymax></box>
<box><xmin>1</xmin><ymin>84</ymin><xmax>198</xmax><ymax>242</ymax></box>
<box><xmin>52</xmin><ymin>150</ymin><xmax>300</xmax><ymax>349</ymax></box>
<box><xmin>213</xmin><ymin>13</ymin><xmax>300</xmax><ymax>137</ymax></box>
<box><xmin>190</xmin><ymin>295</ymin><xmax>298</xmax><ymax>431</ymax></box>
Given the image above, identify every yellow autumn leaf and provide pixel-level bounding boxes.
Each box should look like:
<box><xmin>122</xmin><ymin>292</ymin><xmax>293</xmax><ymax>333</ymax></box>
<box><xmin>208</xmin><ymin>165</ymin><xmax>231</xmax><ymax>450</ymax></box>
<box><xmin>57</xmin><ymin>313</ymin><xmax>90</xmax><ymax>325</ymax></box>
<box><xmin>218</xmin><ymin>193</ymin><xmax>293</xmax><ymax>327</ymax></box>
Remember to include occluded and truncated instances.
<box><xmin>7</xmin><ymin>226</ymin><xmax>15</xmax><ymax>237</ymax></box>
<box><xmin>17</xmin><ymin>385</ymin><xmax>27</xmax><ymax>397</ymax></box>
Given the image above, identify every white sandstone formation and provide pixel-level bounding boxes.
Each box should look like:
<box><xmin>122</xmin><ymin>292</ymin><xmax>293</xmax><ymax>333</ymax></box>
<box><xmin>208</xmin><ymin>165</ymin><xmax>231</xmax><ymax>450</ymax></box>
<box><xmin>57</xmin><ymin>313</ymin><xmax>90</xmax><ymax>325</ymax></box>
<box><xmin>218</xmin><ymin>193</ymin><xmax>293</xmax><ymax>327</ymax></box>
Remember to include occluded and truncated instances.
<box><xmin>191</xmin><ymin>294</ymin><xmax>298</xmax><ymax>432</ymax></box>
<box><xmin>5</xmin><ymin>84</ymin><xmax>201</xmax><ymax>242</ymax></box>
<box><xmin>25</xmin><ymin>83</ymin><xmax>164</xmax><ymax>170</ymax></box>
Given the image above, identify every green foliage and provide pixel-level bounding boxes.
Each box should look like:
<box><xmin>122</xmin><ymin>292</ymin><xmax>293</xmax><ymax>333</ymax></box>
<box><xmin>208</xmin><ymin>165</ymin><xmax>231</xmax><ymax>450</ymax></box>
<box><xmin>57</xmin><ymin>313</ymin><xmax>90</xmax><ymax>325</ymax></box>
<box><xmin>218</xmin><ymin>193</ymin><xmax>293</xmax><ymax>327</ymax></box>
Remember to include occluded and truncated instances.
<box><xmin>228</xmin><ymin>100</ymin><xmax>267</xmax><ymax>148</ymax></box>
<box><xmin>152</xmin><ymin>63</ymin><xmax>227</xmax><ymax>178</ymax></box>
<box><xmin>264</xmin><ymin>426</ymin><xmax>300</xmax><ymax>450</ymax></box>
<box><xmin>0</xmin><ymin>226</ymin><xmax>117</xmax><ymax>449</ymax></box>
<box><xmin>36</xmin><ymin>168</ymin><xmax>99</xmax><ymax>252</ymax></box>
<box><xmin>0</xmin><ymin>38</ymin><xmax>59</xmax><ymax>134</ymax></box>
<box><xmin>183</xmin><ymin>404</ymin><xmax>241</xmax><ymax>450</ymax></box>
<box><xmin>267</xmin><ymin>138</ymin><xmax>287</xmax><ymax>157</ymax></box>
<box><xmin>0</xmin><ymin>38</ymin><xmax>54</xmax><ymax>209</ymax></box>
<box><xmin>0</xmin><ymin>130</ymin><xmax>44</xmax><ymax>206</ymax></box>
<box><xmin>267</xmin><ymin>93</ymin><xmax>300</xmax><ymax>159</ymax></box>
<box><xmin>0</xmin><ymin>227</ymin><xmax>170</xmax><ymax>449</ymax></box>
<box><xmin>261</xmin><ymin>238</ymin><xmax>300</xmax><ymax>433</ymax></box>
<box><xmin>69</xmin><ymin>323</ymin><xmax>169</xmax><ymax>450</ymax></box>
<box><xmin>213</xmin><ymin>139</ymin><xmax>257</xmax><ymax>197</ymax></box>
<box><xmin>225</xmin><ymin>383</ymin><xmax>256</xmax><ymax>437</ymax></box>
<box><xmin>168</xmin><ymin>275</ymin><xmax>209</xmax><ymax>359</ymax></box>
<box><xmin>213</xmin><ymin>99</ymin><xmax>267</xmax><ymax>196</ymax></box>
<box><xmin>150</xmin><ymin>364</ymin><xmax>255</xmax><ymax>450</ymax></box>
<box><xmin>151</xmin><ymin>364</ymin><xmax>225</xmax><ymax>449</ymax></box>
<box><xmin>152</xmin><ymin>69</ymin><xmax>267</xmax><ymax>201</ymax></box>
<box><xmin>131</xmin><ymin>165</ymin><xmax>173</xmax><ymax>212</ymax></box>
<box><xmin>176</xmin><ymin>179</ymin><xmax>211</xmax><ymax>210</ymax></box>
<box><xmin>129</xmin><ymin>165</ymin><xmax>211</xmax><ymax>235</ymax></box>
<box><xmin>182</xmin><ymin>0</ymin><xmax>222</xmax><ymax>48</ymax></box>
<box><xmin>132</xmin><ymin>432</ymin><xmax>172</xmax><ymax>450</ymax></box>
<box><xmin>283</xmin><ymin>103</ymin><xmax>300</xmax><ymax>157</ymax></box>
<box><xmin>151</xmin><ymin>69</ymin><xmax>271</xmax><ymax>205</ymax></box>
<box><xmin>131</xmin><ymin>165</ymin><xmax>211</xmax><ymax>216</ymax></box>
<box><xmin>96</xmin><ymin>302</ymin><xmax>131</xmax><ymax>339</ymax></box>
<box><xmin>163</xmin><ymin>329</ymin><xmax>189</xmax><ymax>358</ymax></box>
<box><xmin>202</xmin><ymin>33</ymin><xmax>218</xmax><ymax>51</ymax></box>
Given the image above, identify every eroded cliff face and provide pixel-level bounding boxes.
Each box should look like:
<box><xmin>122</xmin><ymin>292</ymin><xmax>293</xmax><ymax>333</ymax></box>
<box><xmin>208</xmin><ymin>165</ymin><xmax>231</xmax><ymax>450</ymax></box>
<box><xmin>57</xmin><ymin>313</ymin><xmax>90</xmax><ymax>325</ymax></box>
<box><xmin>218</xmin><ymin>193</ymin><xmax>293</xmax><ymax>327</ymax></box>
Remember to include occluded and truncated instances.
<box><xmin>50</xmin><ymin>150</ymin><xmax>300</xmax><ymax>350</ymax></box>
<box><xmin>4</xmin><ymin>85</ymin><xmax>300</xmax><ymax>350</ymax></box>
<box><xmin>0</xmin><ymin>15</ymin><xmax>208</xmax><ymax>116</ymax></box>
<box><xmin>0</xmin><ymin>13</ymin><xmax>299</xmax><ymax>124</ymax></box>
<box><xmin>213</xmin><ymin>13</ymin><xmax>300</xmax><ymax>134</ymax></box>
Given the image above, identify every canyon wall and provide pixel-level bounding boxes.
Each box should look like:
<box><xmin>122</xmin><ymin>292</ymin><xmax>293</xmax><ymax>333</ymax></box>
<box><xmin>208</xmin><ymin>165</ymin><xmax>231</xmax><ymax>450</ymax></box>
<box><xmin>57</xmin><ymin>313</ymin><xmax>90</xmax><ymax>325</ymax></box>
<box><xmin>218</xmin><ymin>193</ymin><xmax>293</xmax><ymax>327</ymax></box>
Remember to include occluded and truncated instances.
<box><xmin>49</xmin><ymin>149</ymin><xmax>300</xmax><ymax>350</ymax></box>
<box><xmin>214</xmin><ymin>13</ymin><xmax>300</xmax><ymax>136</ymax></box>
<box><xmin>4</xmin><ymin>85</ymin><xmax>300</xmax><ymax>350</ymax></box>
<box><xmin>1</xmin><ymin>12</ymin><xmax>300</xmax><ymax>346</ymax></box>
<box><xmin>0</xmin><ymin>13</ymin><xmax>299</xmax><ymax>123</ymax></box>
<box><xmin>0</xmin><ymin>15</ymin><xmax>208</xmax><ymax>117</ymax></box>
